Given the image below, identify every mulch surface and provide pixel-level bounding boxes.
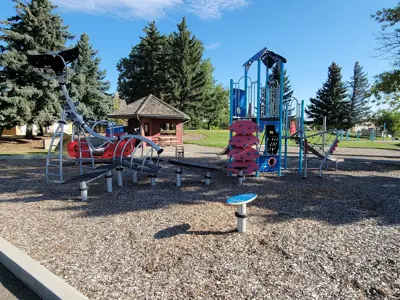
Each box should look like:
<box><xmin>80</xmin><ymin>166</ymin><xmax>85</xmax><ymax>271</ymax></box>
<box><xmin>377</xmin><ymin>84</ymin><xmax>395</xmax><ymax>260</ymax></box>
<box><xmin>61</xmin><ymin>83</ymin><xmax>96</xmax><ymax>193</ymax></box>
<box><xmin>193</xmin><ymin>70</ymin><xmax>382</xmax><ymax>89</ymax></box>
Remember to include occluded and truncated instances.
<box><xmin>0</xmin><ymin>150</ymin><xmax>399</xmax><ymax>299</ymax></box>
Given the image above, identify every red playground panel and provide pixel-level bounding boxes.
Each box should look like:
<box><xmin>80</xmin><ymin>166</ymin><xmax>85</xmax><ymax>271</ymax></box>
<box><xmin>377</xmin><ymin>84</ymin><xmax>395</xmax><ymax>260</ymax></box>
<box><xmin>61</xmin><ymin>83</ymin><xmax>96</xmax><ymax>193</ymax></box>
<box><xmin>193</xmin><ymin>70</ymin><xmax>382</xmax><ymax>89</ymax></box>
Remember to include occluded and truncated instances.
<box><xmin>67</xmin><ymin>141</ymin><xmax>91</xmax><ymax>158</ymax></box>
<box><xmin>230</xmin><ymin>120</ymin><xmax>259</xmax><ymax>135</ymax></box>
<box><xmin>227</xmin><ymin>161</ymin><xmax>260</xmax><ymax>175</ymax></box>
<box><xmin>232</xmin><ymin>147</ymin><xmax>260</xmax><ymax>161</ymax></box>
<box><xmin>67</xmin><ymin>139</ymin><xmax>136</xmax><ymax>159</ymax></box>
<box><xmin>290</xmin><ymin>120</ymin><xmax>297</xmax><ymax>135</ymax></box>
<box><xmin>227</xmin><ymin>147</ymin><xmax>244</xmax><ymax>158</ymax></box>
<box><xmin>229</xmin><ymin>134</ymin><xmax>259</xmax><ymax>148</ymax></box>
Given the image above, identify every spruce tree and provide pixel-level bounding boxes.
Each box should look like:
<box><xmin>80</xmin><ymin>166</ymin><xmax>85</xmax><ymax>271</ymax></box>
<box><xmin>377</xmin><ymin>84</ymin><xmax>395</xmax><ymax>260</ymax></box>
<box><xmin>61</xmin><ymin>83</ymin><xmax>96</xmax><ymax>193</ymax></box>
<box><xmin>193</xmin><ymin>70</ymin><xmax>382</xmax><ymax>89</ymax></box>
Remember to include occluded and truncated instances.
<box><xmin>271</xmin><ymin>64</ymin><xmax>294</xmax><ymax>103</ymax></box>
<box><xmin>68</xmin><ymin>33</ymin><xmax>112</xmax><ymax>121</ymax></box>
<box><xmin>201</xmin><ymin>59</ymin><xmax>229</xmax><ymax>129</ymax></box>
<box><xmin>167</xmin><ymin>17</ymin><xmax>206</xmax><ymax>120</ymax></box>
<box><xmin>0</xmin><ymin>0</ymin><xmax>72</xmax><ymax>138</ymax></box>
<box><xmin>306</xmin><ymin>62</ymin><xmax>348</xmax><ymax>129</ymax></box>
<box><xmin>347</xmin><ymin>61</ymin><xmax>371</xmax><ymax>127</ymax></box>
<box><xmin>117</xmin><ymin>21</ymin><xmax>168</xmax><ymax>103</ymax></box>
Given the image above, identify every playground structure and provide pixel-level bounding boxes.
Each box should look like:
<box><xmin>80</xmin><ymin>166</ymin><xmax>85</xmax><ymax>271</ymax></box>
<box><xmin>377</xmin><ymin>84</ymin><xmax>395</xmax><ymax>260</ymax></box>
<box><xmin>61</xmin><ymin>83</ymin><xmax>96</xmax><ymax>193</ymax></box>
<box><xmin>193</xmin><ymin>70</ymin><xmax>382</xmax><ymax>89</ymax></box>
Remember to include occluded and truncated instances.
<box><xmin>27</xmin><ymin>47</ymin><xmax>164</xmax><ymax>195</ymax></box>
<box><xmin>26</xmin><ymin>46</ymin><xmax>345</xmax><ymax>202</ymax></box>
<box><xmin>228</xmin><ymin>48</ymin><xmax>343</xmax><ymax>178</ymax></box>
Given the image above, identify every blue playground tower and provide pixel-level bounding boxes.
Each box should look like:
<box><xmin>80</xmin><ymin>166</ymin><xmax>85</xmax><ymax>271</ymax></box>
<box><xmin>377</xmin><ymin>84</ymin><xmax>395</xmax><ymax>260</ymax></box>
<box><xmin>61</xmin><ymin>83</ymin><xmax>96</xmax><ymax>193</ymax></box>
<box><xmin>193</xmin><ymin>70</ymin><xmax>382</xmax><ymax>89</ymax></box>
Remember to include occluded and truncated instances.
<box><xmin>229</xmin><ymin>47</ymin><xmax>305</xmax><ymax>177</ymax></box>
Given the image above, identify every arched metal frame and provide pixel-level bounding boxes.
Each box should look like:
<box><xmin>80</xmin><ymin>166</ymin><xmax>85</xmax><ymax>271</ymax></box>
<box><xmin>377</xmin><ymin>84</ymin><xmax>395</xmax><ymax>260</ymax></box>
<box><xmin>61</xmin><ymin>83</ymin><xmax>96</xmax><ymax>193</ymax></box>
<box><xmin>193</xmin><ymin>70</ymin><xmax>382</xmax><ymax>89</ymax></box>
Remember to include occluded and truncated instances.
<box><xmin>31</xmin><ymin>49</ymin><xmax>164</xmax><ymax>183</ymax></box>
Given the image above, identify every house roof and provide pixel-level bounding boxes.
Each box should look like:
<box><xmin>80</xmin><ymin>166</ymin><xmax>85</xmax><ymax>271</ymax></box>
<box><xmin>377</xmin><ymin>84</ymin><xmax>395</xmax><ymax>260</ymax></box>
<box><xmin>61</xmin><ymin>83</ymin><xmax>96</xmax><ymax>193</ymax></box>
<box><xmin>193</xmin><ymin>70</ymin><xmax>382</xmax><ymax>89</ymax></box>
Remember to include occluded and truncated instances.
<box><xmin>108</xmin><ymin>94</ymin><xmax>190</xmax><ymax>120</ymax></box>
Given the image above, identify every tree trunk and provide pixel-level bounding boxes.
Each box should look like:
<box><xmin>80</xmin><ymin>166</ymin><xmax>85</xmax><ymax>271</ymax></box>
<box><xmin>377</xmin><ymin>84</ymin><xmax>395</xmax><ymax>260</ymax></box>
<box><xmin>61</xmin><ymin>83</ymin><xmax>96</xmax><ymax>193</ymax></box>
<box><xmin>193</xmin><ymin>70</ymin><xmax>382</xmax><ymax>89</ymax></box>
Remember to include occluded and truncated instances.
<box><xmin>37</xmin><ymin>126</ymin><xmax>44</xmax><ymax>137</ymax></box>
<box><xmin>25</xmin><ymin>124</ymin><xmax>34</xmax><ymax>139</ymax></box>
<box><xmin>207</xmin><ymin>120</ymin><xmax>211</xmax><ymax>130</ymax></box>
<box><xmin>0</xmin><ymin>127</ymin><xmax>3</xmax><ymax>138</ymax></box>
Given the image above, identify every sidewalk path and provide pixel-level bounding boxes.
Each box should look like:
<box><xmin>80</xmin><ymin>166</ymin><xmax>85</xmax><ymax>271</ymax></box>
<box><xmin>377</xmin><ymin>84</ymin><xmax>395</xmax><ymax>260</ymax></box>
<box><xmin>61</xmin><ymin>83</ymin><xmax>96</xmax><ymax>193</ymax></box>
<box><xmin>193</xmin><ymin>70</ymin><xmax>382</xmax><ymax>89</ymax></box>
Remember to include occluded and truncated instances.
<box><xmin>0</xmin><ymin>264</ymin><xmax>40</xmax><ymax>300</ymax></box>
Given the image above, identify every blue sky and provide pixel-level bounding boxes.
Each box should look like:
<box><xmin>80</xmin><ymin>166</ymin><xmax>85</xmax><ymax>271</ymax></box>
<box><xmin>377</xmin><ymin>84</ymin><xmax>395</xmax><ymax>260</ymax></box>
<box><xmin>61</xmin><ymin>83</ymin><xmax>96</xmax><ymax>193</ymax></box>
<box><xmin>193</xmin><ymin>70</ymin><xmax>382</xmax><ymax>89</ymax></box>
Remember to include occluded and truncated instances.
<box><xmin>0</xmin><ymin>0</ymin><xmax>397</xmax><ymax>111</ymax></box>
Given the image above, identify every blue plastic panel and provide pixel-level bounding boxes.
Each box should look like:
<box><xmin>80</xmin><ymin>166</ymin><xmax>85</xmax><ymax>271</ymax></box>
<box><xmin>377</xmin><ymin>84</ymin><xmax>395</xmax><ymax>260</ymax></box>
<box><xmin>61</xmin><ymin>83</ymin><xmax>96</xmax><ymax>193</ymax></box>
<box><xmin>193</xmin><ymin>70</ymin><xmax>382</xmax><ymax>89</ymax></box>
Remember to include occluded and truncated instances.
<box><xmin>259</xmin><ymin>155</ymin><xmax>280</xmax><ymax>173</ymax></box>
<box><xmin>232</xmin><ymin>88</ymin><xmax>246</xmax><ymax>118</ymax></box>
<box><xmin>259</xmin><ymin>120</ymin><xmax>279</xmax><ymax>133</ymax></box>
<box><xmin>106</xmin><ymin>125</ymin><xmax>125</xmax><ymax>135</ymax></box>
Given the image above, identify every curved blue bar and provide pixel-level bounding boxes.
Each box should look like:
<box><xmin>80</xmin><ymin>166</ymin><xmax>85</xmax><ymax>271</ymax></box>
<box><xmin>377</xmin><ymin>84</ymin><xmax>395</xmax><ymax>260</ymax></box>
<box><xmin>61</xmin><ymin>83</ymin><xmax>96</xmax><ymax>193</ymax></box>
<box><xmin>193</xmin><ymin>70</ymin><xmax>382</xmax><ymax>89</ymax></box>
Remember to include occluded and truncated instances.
<box><xmin>227</xmin><ymin>193</ymin><xmax>257</xmax><ymax>205</ymax></box>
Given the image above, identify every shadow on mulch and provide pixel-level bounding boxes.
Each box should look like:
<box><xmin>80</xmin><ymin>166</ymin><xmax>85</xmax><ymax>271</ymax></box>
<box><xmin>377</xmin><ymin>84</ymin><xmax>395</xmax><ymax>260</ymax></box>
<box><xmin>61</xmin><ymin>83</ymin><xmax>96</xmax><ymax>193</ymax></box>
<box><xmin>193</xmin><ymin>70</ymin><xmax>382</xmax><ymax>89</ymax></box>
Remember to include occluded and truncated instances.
<box><xmin>1</xmin><ymin>157</ymin><xmax>400</xmax><ymax>226</ymax></box>
<box><xmin>154</xmin><ymin>223</ymin><xmax>236</xmax><ymax>239</ymax></box>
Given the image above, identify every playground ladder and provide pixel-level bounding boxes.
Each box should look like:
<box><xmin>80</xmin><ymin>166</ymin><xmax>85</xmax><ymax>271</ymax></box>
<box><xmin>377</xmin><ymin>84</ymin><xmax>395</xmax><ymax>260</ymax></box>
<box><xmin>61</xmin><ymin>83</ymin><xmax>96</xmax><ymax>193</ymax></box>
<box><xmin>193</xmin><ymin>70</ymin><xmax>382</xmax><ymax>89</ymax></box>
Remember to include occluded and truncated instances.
<box><xmin>73</xmin><ymin>124</ymin><xmax>95</xmax><ymax>175</ymax></box>
<box><xmin>302</xmin><ymin>131</ymin><xmax>342</xmax><ymax>178</ymax></box>
<box><xmin>45</xmin><ymin>120</ymin><xmax>65</xmax><ymax>183</ymax></box>
<box><xmin>318</xmin><ymin>136</ymin><xmax>341</xmax><ymax>177</ymax></box>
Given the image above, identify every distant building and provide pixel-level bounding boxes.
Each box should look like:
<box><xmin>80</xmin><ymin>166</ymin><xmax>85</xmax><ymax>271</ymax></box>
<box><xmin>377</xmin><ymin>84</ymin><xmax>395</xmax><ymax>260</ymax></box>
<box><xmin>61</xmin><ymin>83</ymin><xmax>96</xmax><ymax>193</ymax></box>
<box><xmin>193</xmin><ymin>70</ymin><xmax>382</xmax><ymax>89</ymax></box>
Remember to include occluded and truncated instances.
<box><xmin>108</xmin><ymin>94</ymin><xmax>190</xmax><ymax>145</ymax></box>
<box><xmin>3</xmin><ymin>123</ymin><xmax>72</xmax><ymax>136</ymax></box>
<box><xmin>352</xmin><ymin>122</ymin><xmax>376</xmax><ymax>132</ymax></box>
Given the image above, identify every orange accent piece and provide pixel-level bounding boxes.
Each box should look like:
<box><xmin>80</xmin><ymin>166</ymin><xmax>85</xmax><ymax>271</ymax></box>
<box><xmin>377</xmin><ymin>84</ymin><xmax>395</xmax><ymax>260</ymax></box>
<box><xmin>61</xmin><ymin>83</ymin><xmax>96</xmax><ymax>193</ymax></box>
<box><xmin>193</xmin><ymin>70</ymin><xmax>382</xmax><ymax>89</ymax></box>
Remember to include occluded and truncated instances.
<box><xmin>290</xmin><ymin>120</ymin><xmax>297</xmax><ymax>135</ymax></box>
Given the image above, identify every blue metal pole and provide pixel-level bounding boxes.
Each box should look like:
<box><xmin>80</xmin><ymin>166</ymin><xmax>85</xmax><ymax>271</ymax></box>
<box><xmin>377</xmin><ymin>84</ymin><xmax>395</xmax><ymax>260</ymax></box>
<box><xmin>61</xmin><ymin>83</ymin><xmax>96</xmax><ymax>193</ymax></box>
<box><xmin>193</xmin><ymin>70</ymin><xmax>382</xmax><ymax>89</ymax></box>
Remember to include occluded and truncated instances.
<box><xmin>256</xmin><ymin>59</ymin><xmax>261</xmax><ymax>177</ymax></box>
<box><xmin>284</xmin><ymin>97</ymin><xmax>289</xmax><ymax>169</ymax></box>
<box><xmin>299</xmin><ymin>100</ymin><xmax>305</xmax><ymax>174</ymax></box>
<box><xmin>244</xmin><ymin>68</ymin><xmax>248</xmax><ymax>118</ymax></box>
<box><xmin>278</xmin><ymin>61</ymin><xmax>285</xmax><ymax>176</ymax></box>
<box><xmin>264</xmin><ymin>66</ymin><xmax>269</xmax><ymax>155</ymax></box>
<box><xmin>229</xmin><ymin>79</ymin><xmax>234</xmax><ymax>176</ymax></box>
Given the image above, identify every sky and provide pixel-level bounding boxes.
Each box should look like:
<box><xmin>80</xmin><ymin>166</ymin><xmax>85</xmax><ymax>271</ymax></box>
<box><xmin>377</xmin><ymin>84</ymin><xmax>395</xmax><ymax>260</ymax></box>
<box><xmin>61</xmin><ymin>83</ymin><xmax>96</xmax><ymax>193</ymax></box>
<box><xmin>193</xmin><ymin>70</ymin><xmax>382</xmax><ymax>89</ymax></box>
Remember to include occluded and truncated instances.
<box><xmin>0</xmin><ymin>0</ymin><xmax>397</xmax><ymax>111</ymax></box>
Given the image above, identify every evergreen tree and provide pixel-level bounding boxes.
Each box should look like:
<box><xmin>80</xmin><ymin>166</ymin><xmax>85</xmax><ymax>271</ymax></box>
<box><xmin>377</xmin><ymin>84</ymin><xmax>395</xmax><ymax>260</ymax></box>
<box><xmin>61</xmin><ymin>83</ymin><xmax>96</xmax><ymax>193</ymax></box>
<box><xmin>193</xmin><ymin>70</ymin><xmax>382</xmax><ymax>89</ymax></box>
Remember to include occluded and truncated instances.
<box><xmin>271</xmin><ymin>64</ymin><xmax>294</xmax><ymax>103</ymax></box>
<box><xmin>347</xmin><ymin>62</ymin><xmax>371</xmax><ymax>127</ymax></box>
<box><xmin>306</xmin><ymin>62</ymin><xmax>348</xmax><ymax>129</ymax></box>
<box><xmin>201</xmin><ymin>59</ymin><xmax>229</xmax><ymax>129</ymax></box>
<box><xmin>167</xmin><ymin>17</ymin><xmax>206</xmax><ymax>120</ymax></box>
<box><xmin>117</xmin><ymin>21</ymin><xmax>168</xmax><ymax>103</ymax></box>
<box><xmin>0</xmin><ymin>0</ymin><xmax>72</xmax><ymax>138</ymax></box>
<box><xmin>68</xmin><ymin>33</ymin><xmax>112</xmax><ymax>121</ymax></box>
<box><xmin>197</xmin><ymin>58</ymin><xmax>215</xmax><ymax>128</ymax></box>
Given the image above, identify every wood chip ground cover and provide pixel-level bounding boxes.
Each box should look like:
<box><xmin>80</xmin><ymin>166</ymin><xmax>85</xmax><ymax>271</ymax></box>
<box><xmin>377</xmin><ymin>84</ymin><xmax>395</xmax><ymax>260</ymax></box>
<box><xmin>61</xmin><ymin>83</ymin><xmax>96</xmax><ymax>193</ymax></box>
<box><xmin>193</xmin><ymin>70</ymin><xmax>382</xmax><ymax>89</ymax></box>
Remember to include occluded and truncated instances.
<box><xmin>0</xmin><ymin>149</ymin><xmax>399</xmax><ymax>299</ymax></box>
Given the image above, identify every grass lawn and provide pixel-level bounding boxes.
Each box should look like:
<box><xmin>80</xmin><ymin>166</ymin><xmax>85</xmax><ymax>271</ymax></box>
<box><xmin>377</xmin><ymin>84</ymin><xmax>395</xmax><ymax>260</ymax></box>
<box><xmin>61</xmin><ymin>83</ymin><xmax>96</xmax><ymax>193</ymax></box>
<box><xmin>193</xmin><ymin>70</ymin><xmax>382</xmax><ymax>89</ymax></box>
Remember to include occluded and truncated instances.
<box><xmin>184</xmin><ymin>130</ymin><xmax>400</xmax><ymax>150</ymax></box>
<box><xmin>0</xmin><ymin>150</ymin><xmax>48</xmax><ymax>156</ymax></box>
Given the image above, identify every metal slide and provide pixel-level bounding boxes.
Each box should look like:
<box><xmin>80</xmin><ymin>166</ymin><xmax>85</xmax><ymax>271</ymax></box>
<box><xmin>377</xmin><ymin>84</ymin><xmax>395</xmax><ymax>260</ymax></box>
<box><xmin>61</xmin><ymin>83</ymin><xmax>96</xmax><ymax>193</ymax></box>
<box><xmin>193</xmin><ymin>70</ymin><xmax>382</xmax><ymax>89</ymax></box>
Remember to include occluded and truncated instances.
<box><xmin>28</xmin><ymin>47</ymin><xmax>164</xmax><ymax>183</ymax></box>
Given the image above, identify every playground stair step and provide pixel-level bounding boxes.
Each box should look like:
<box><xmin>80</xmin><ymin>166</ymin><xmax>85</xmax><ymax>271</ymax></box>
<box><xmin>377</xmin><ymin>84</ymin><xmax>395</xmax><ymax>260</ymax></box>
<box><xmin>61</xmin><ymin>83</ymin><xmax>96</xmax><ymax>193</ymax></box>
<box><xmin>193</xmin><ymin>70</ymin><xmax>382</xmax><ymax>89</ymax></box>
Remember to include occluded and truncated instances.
<box><xmin>64</xmin><ymin>162</ymin><xmax>120</xmax><ymax>184</ymax></box>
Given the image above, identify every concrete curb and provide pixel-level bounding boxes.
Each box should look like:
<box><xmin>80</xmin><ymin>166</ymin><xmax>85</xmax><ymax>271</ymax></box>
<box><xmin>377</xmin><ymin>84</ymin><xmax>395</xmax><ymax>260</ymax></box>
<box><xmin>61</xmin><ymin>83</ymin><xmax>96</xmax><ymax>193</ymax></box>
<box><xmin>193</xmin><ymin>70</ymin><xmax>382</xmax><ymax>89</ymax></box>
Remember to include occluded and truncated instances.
<box><xmin>0</xmin><ymin>237</ymin><xmax>88</xmax><ymax>300</ymax></box>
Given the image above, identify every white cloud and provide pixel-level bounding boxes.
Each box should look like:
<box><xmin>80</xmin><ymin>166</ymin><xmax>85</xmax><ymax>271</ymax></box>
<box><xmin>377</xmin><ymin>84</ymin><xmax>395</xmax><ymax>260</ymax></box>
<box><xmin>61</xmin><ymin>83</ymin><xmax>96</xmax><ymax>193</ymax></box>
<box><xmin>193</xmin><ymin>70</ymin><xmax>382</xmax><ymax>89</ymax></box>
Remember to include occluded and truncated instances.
<box><xmin>186</xmin><ymin>0</ymin><xmax>248</xmax><ymax>19</ymax></box>
<box><xmin>205</xmin><ymin>42</ymin><xmax>221</xmax><ymax>50</ymax></box>
<box><xmin>53</xmin><ymin>0</ymin><xmax>249</xmax><ymax>20</ymax></box>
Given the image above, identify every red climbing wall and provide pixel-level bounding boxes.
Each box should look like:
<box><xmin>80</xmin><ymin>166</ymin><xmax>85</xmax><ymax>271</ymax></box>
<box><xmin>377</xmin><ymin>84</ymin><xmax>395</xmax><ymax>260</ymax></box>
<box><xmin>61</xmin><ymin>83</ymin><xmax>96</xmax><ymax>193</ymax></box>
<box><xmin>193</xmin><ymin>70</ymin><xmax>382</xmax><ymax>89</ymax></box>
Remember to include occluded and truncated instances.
<box><xmin>227</xmin><ymin>120</ymin><xmax>260</xmax><ymax>175</ymax></box>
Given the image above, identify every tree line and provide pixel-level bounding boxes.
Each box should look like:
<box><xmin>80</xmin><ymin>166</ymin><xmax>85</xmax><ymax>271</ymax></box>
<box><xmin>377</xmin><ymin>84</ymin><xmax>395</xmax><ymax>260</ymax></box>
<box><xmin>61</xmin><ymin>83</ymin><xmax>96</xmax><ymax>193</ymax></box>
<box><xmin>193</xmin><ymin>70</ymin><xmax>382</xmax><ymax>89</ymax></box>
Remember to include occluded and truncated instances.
<box><xmin>370</xmin><ymin>2</ymin><xmax>400</xmax><ymax>110</ymax></box>
<box><xmin>0</xmin><ymin>0</ymin><xmax>112</xmax><ymax>138</ymax></box>
<box><xmin>117</xmin><ymin>19</ymin><xmax>229</xmax><ymax>129</ymax></box>
<box><xmin>306</xmin><ymin>2</ymin><xmax>400</xmax><ymax>131</ymax></box>
<box><xmin>306</xmin><ymin>61</ymin><xmax>371</xmax><ymax>130</ymax></box>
